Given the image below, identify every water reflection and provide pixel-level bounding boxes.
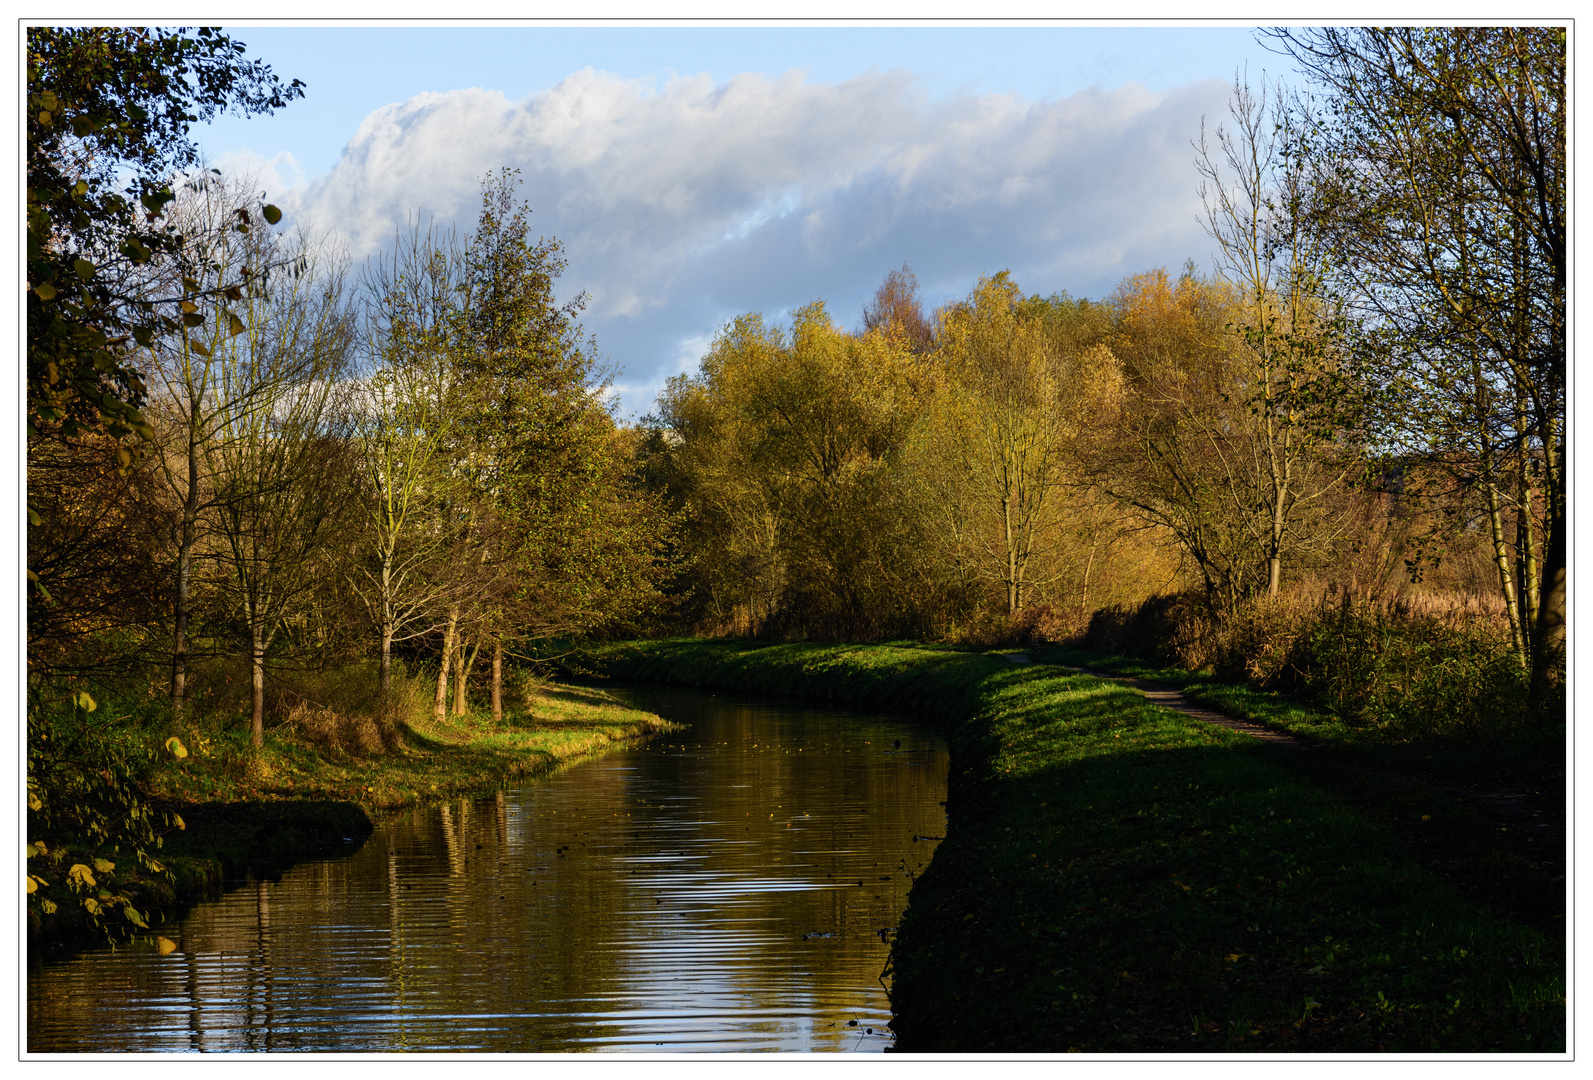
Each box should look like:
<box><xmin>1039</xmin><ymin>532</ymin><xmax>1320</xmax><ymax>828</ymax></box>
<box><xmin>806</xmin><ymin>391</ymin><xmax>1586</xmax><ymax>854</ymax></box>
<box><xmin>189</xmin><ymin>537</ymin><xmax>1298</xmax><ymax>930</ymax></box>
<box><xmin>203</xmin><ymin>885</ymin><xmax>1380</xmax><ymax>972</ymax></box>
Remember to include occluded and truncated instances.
<box><xmin>28</xmin><ymin>684</ymin><xmax>947</xmax><ymax>1053</ymax></box>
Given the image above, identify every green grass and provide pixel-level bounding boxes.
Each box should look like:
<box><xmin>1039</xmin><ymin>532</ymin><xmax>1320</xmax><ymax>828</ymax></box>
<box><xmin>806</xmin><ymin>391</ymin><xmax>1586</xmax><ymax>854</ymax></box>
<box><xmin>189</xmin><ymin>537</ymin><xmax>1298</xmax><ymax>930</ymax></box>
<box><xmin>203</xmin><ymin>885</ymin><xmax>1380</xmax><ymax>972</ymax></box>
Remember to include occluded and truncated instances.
<box><xmin>1029</xmin><ymin>645</ymin><xmax>1565</xmax><ymax>784</ymax></box>
<box><xmin>578</xmin><ymin>639</ymin><xmax>1565</xmax><ymax>1053</ymax></box>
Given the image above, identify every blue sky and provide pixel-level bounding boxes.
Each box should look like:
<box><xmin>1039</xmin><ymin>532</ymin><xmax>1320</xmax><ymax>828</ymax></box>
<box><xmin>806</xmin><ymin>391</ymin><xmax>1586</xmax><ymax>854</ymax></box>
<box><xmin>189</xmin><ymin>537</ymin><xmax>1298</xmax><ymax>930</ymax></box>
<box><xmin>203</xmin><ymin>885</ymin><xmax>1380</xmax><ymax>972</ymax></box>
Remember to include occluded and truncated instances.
<box><xmin>192</xmin><ymin>23</ymin><xmax>1291</xmax><ymax>416</ymax></box>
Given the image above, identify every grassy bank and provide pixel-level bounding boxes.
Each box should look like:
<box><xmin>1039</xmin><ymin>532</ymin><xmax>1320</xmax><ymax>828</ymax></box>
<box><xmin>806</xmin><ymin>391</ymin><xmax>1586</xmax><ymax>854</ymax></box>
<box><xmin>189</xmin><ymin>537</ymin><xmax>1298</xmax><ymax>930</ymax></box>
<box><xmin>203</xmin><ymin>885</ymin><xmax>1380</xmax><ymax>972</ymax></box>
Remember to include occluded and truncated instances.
<box><xmin>1029</xmin><ymin>644</ymin><xmax>1565</xmax><ymax>788</ymax></box>
<box><xmin>28</xmin><ymin>681</ymin><xmax>673</xmax><ymax>960</ymax></box>
<box><xmin>577</xmin><ymin>639</ymin><xmax>1565</xmax><ymax>1053</ymax></box>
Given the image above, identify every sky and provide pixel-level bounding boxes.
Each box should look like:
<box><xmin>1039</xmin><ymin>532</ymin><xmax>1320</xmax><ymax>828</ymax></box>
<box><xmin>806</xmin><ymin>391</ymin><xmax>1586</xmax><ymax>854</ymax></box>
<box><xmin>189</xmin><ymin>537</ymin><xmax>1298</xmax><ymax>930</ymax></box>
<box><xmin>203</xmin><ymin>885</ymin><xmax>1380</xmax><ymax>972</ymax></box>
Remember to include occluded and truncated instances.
<box><xmin>191</xmin><ymin>23</ymin><xmax>1294</xmax><ymax>417</ymax></box>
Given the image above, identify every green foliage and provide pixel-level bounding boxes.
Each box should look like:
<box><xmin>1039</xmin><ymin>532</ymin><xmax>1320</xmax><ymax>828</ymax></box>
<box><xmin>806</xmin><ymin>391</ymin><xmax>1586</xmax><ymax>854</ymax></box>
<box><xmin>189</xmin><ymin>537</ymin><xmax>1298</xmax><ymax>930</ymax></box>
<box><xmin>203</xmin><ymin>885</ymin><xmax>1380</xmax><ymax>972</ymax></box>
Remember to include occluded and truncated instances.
<box><xmin>26</xmin><ymin>26</ymin><xmax>302</xmax><ymax>445</ymax></box>
<box><xmin>26</xmin><ymin>683</ymin><xmax>181</xmax><ymax>940</ymax></box>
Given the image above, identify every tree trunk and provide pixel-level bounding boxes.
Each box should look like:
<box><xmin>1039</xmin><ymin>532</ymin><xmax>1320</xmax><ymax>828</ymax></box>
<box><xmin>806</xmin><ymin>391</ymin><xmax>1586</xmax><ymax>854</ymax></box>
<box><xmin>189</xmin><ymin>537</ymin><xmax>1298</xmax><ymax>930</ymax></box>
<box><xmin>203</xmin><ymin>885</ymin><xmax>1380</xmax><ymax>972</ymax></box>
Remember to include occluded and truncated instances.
<box><xmin>453</xmin><ymin>635</ymin><xmax>475</xmax><ymax>717</ymax></box>
<box><xmin>491</xmin><ymin>637</ymin><xmax>503</xmax><ymax>724</ymax></box>
<box><xmin>434</xmin><ymin>609</ymin><xmax>458</xmax><ymax>721</ymax></box>
<box><xmin>1482</xmin><ymin>478</ymin><xmax>1528</xmax><ymax>668</ymax></box>
<box><xmin>250</xmin><ymin>624</ymin><xmax>266</xmax><ymax>749</ymax></box>
<box><xmin>171</xmin><ymin>420</ymin><xmax>202</xmax><ymax>714</ymax></box>
<box><xmin>1529</xmin><ymin>498</ymin><xmax>1565</xmax><ymax>708</ymax></box>
<box><xmin>379</xmin><ymin>554</ymin><xmax>394</xmax><ymax>701</ymax></box>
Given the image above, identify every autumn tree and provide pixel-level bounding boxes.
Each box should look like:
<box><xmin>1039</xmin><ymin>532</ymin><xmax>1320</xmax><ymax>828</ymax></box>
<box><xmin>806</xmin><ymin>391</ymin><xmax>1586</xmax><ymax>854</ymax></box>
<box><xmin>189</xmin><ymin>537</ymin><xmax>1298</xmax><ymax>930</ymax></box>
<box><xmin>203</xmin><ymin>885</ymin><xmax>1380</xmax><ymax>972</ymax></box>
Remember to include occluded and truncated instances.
<box><xmin>925</xmin><ymin>273</ymin><xmax>1122</xmax><ymax>616</ymax></box>
<box><xmin>1268</xmin><ymin>26</ymin><xmax>1566</xmax><ymax>698</ymax></box>
<box><xmin>862</xmin><ymin>263</ymin><xmax>936</xmax><ymax>353</ymax></box>
<box><xmin>649</xmin><ymin>303</ymin><xmax>925</xmax><ymax>638</ymax></box>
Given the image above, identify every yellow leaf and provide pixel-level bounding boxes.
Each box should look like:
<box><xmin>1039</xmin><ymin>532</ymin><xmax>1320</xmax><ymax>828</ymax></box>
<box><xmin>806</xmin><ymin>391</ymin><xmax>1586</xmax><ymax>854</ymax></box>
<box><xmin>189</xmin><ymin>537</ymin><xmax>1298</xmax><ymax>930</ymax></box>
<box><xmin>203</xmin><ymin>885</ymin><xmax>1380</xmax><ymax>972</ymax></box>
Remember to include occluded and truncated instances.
<box><xmin>40</xmin><ymin>899</ymin><xmax>57</xmax><ymax>915</ymax></box>
<box><xmin>68</xmin><ymin>863</ymin><xmax>97</xmax><ymax>889</ymax></box>
<box><xmin>157</xmin><ymin>936</ymin><xmax>177</xmax><ymax>955</ymax></box>
<box><xmin>172</xmin><ymin>813</ymin><xmax>186</xmax><ymax>831</ymax></box>
<box><xmin>165</xmin><ymin>736</ymin><xmax>188</xmax><ymax>759</ymax></box>
<box><xmin>76</xmin><ymin>690</ymin><xmax>97</xmax><ymax>713</ymax></box>
<box><xmin>93</xmin><ymin>857</ymin><xmax>115</xmax><ymax>874</ymax></box>
<box><xmin>123</xmin><ymin>905</ymin><xmax>148</xmax><ymax>929</ymax></box>
<box><xmin>83</xmin><ymin>897</ymin><xmax>102</xmax><ymax>916</ymax></box>
<box><xmin>26</xmin><ymin>876</ymin><xmax>37</xmax><ymax>894</ymax></box>
<box><xmin>27</xmin><ymin>840</ymin><xmax>47</xmax><ymax>858</ymax></box>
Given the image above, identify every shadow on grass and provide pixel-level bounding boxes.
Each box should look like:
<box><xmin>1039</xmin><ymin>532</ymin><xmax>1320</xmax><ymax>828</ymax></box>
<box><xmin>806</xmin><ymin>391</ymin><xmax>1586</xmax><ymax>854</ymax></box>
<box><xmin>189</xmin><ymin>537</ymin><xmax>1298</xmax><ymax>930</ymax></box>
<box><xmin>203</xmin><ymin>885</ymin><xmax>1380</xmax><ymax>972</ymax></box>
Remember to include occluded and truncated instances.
<box><xmin>888</xmin><ymin>704</ymin><xmax>1564</xmax><ymax>1053</ymax></box>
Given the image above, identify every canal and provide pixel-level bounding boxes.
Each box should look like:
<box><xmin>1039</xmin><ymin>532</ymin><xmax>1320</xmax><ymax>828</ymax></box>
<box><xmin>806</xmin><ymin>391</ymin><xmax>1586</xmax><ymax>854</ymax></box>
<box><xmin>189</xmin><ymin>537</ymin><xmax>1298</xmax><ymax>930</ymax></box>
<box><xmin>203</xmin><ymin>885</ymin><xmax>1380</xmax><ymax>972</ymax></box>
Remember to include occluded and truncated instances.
<box><xmin>27</xmin><ymin>683</ymin><xmax>949</xmax><ymax>1053</ymax></box>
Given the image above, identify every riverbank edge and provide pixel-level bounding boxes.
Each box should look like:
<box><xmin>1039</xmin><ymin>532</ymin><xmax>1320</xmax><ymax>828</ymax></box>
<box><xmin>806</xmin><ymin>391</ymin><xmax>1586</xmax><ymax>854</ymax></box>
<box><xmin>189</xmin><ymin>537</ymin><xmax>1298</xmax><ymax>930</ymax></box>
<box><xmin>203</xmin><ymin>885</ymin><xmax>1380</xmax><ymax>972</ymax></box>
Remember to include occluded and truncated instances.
<box><xmin>28</xmin><ymin>704</ymin><xmax>675</xmax><ymax>966</ymax></box>
<box><xmin>572</xmin><ymin>638</ymin><xmax>1565</xmax><ymax>1054</ymax></box>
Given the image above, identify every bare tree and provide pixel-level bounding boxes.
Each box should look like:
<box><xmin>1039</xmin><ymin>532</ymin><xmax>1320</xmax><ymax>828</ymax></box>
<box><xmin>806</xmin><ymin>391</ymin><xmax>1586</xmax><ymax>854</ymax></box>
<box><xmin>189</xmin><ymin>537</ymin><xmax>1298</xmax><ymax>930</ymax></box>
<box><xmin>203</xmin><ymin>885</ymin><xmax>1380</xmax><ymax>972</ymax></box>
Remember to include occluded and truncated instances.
<box><xmin>207</xmin><ymin>233</ymin><xmax>355</xmax><ymax>747</ymax></box>
<box><xmin>352</xmin><ymin>221</ymin><xmax>469</xmax><ymax>701</ymax></box>
<box><xmin>1195</xmin><ymin>74</ymin><xmax>1356</xmax><ymax>598</ymax></box>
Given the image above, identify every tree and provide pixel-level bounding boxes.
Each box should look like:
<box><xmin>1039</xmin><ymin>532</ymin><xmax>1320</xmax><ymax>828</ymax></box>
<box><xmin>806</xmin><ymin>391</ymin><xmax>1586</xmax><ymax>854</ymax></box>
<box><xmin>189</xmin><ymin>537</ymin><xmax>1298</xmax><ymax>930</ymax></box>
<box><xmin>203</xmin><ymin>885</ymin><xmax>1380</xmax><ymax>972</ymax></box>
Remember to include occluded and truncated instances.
<box><xmin>1195</xmin><ymin>74</ymin><xmax>1358</xmax><ymax>598</ymax></box>
<box><xmin>649</xmin><ymin>303</ymin><xmax>925</xmax><ymax>639</ymax></box>
<box><xmin>1268</xmin><ymin>27</ymin><xmax>1566</xmax><ymax>698</ymax></box>
<box><xmin>929</xmin><ymin>274</ymin><xmax>1122</xmax><ymax>616</ymax></box>
<box><xmin>26</xmin><ymin>26</ymin><xmax>301</xmax><ymax>448</ymax></box>
<box><xmin>205</xmin><ymin>236</ymin><xmax>355</xmax><ymax>747</ymax></box>
<box><xmin>141</xmin><ymin>174</ymin><xmax>319</xmax><ymax>713</ymax></box>
<box><xmin>353</xmin><ymin>222</ymin><xmax>470</xmax><ymax>701</ymax></box>
<box><xmin>862</xmin><ymin>263</ymin><xmax>936</xmax><ymax>353</ymax></box>
<box><xmin>1090</xmin><ymin>268</ymin><xmax>1258</xmax><ymax>611</ymax></box>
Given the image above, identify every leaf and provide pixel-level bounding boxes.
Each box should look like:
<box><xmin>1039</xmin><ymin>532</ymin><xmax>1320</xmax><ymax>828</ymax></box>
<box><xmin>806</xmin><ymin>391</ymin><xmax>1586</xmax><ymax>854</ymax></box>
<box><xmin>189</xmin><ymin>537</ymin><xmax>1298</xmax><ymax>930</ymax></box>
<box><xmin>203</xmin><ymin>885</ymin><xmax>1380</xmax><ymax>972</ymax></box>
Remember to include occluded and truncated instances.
<box><xmin>68</xmin><ymin>863</ymin><xmax>97</xmax><ymax>889</ymax></box>
<box><xmin>165</xmin><ymin>736</ymin><xmax>188</xmax><ymax>759</ymax></box>
<box><xmin>188</xmin><ymin>338</ymin><xmax>211</xmax><ymax>358</ymax></box>
<box><xmin>73</xmin><ymin>257</ymin><xmax>95</xmax><ymax>281</ymax></box>
<box><xmin>93</xmin><ymin>857</ymin><xmax>115</xmax><ymax>874</ymax></box>
<box><xmin>40</xmin><ymin>900</ymin><xmax>57</xmax><ymax>915</ymax></box>
<box><xmin>33</xmin><ymin>281</ymin><xmax>56</xmax><ymax>300</ymax></box>
<box><xmin>27</xmin><ymin>840</ymin><xmax>47</xmax><ymax>858</ymax></box>
<box><xmin>38</xmin><ymin>110</ymin><xmax>53</xmax><ymax>125</ymax></box>
<box><xmin>156</xmin><ymin>936</ymin><xmax>177</xmax><ymax>955</ymax></box>
<box><xmin>179</xmin><ymin>300</ymin><xmax>198</xmax><ymax>314</ymax></box>
<box><xmin>228</xmin><ymin>313</ymin><xmax>247</xmax><ymax>337</ymax></box>
<box><xmin>171</xmin><ymin>813</ymin><xmax>186</xmax><ymax>831</ymax></box>
<box><xmin>26</xmin><ymin>876</ymin><xmax>37</xmax><ymax>894</ymax></box>
<box><xmin>262</xmin><ymin>204</ymin><xmax>283</xmax><ymax>225</ymax></box>
<box><xmin>83</xmin><ymin>897</ymin><xmax>102</xmax><ymax>916</ymax></box>
<box><xmin>76</xmin><ymin>690</ymin><xmax>97</xmax><ymax>713</ymax></box>
<box><xmin>123</xmin><ymin>905</ymin><xmax>148</xmax><ymax>929</ymax></box>
<box><xmin>27</xmin><ymin>507</ymin><xmax>41</xmax><ymax>527</ymax></box>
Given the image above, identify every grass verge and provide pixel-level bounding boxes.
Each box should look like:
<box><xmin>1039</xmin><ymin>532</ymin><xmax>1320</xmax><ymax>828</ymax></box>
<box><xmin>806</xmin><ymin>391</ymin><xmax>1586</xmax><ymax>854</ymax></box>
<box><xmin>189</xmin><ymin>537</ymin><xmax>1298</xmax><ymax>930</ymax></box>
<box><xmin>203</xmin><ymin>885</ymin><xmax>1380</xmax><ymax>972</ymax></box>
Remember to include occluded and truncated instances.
<box><xmin>577</xmin><ymin>638</ymin><xmax>1565</xmax><ymax>1053</ymax></box>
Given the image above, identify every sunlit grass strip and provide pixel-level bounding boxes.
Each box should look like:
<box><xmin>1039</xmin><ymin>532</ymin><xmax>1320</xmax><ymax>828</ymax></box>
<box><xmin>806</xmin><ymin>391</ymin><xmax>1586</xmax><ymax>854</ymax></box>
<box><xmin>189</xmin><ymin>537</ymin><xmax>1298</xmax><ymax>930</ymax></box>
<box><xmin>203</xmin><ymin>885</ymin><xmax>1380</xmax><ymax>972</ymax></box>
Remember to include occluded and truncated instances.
<box><xmin>146</xmin><ymin>682</ymin><xmax>675</xmax><ymax>812</ymax></box>
<box><xmin>581</xmin><ymin>639</ymin><xmax>1564</xmax><ymax>1053</ymax></box>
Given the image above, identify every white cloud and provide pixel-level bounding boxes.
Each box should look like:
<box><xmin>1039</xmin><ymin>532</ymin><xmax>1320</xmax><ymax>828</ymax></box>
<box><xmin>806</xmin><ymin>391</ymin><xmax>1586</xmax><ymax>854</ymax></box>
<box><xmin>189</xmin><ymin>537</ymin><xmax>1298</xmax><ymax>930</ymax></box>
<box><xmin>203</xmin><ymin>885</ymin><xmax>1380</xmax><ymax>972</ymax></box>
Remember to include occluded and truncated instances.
<box><xmin>271</xmin><ymin>67</ymin><xmax>1231</xmax><ymax>417</ymax></box>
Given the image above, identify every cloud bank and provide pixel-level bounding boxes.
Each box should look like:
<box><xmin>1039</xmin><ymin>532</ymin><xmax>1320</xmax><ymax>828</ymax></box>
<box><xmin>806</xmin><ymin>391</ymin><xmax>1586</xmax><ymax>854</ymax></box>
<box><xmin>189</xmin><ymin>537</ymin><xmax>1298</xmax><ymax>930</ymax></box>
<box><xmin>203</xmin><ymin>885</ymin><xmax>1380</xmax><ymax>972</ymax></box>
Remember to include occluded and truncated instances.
<box><xmin>270</xmin><ymin>67</ymin><xmax>1231</xmax><ymax>414</ymax></box>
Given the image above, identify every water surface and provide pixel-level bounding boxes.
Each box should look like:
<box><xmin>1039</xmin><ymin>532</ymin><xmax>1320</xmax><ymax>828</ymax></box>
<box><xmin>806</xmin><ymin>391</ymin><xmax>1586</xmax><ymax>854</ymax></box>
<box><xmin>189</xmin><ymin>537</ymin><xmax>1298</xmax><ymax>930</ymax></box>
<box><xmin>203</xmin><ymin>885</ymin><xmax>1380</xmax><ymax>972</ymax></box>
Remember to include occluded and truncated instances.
<box><xmin>28</xmin><ymin>683</ymin><xmax>948</xmax><ymax>1053</ymax></box>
